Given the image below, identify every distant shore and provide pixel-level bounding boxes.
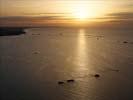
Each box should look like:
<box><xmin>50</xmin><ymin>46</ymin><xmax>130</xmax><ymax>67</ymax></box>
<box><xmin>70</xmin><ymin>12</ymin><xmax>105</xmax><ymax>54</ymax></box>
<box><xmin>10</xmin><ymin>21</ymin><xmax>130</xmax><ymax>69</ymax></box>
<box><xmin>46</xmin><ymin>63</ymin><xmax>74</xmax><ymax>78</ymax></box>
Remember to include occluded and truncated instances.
<box><xmin>0</xmin><ymin>27</ymin><xmax>25</xmax><ymax>36</ymax></box>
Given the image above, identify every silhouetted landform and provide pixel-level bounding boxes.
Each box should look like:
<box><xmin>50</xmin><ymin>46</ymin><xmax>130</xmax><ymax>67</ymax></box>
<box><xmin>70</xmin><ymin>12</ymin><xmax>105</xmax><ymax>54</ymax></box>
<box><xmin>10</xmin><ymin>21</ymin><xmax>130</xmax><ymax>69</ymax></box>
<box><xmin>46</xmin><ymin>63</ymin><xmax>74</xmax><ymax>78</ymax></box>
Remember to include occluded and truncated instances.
<box><xmin>0</xmin><ymin>27</ymin><xmax>25</xmax><ymax>36</ymax></box>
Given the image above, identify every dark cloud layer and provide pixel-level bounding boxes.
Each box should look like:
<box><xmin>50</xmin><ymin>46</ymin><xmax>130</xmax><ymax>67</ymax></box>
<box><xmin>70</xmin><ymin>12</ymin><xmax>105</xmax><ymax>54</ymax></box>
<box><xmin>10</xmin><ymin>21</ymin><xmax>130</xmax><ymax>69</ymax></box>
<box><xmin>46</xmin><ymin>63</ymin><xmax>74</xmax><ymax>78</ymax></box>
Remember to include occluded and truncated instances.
<box><xmin>0</xmin><ymin>12</ymin><xmax>133</xmax><ymax>29</ymax></box>
<box><xmin>107</xmin><ymin>12</ymin><xmax>133</xmax><ymax>20</ymax></box>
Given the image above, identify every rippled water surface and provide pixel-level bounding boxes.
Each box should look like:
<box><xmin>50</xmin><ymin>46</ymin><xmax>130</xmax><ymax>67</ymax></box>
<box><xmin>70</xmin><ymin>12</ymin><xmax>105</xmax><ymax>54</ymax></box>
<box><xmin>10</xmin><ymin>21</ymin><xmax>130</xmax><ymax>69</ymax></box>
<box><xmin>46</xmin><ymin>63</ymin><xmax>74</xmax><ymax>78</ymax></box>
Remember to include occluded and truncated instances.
<box><xmin>0</xmin><ymin>28</ymin><xmax>133</xmax><ymax>100</ymax></box>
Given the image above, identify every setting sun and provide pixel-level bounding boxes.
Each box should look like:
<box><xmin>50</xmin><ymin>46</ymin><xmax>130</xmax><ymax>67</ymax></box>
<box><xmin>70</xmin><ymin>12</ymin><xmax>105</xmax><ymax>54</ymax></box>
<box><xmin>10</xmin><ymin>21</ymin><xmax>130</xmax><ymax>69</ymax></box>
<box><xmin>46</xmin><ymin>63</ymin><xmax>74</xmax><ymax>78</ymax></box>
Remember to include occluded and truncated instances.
<box><xmin>74</xmin><ymin>9</ymin><xmax>88</xmax><ymax>20</ymax></box>
<box><xmin>71</xmin><ymin>2</ymin><xmax>89</xmax><ymax>20</ymax></box>
<box><xmin>70</xmin><ymin>1</ymin><xmax>103</xmax><ymax>21</ymax></box>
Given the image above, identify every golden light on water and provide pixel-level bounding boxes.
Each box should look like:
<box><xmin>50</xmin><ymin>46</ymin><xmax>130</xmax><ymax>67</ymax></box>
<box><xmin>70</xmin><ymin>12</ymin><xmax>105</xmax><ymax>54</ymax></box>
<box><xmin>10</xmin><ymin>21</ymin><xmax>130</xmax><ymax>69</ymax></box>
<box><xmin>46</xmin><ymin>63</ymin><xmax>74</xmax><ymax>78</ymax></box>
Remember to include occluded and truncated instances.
<box><xmin>76</xmin><ymin>29</ymin><xmax>88</xmax><ymax>67</ymax></box>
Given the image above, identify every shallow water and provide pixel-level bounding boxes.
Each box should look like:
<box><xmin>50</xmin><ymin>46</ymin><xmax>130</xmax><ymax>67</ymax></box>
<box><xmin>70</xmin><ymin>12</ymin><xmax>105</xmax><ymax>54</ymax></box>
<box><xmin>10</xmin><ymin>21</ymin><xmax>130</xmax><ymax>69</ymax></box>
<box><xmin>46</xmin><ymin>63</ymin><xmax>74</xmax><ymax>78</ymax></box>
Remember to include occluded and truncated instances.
<box><xmin>0</xmin><ymin>28</ymin><xmax>133</xmax><ymax>100</ymax></box>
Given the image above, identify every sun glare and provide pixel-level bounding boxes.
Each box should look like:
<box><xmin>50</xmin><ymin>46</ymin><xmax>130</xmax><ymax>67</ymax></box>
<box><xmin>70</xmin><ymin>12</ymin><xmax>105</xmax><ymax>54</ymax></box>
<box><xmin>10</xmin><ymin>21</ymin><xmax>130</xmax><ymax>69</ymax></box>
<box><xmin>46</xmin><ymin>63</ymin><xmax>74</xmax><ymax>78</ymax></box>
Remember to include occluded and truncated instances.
<box><xmin>70</xmin><ymin>1</ymin><xmax>105</xmax><ymax>21</ymax></box>
<box><xmin>75</xmin><ymin>9</ymin><xmax>88</xmax><ymax>20</ymax></box>
<box><xmin>71</xmin><ymin>3</ymin><xmax>89</xmax><ymax>20</ymax></box>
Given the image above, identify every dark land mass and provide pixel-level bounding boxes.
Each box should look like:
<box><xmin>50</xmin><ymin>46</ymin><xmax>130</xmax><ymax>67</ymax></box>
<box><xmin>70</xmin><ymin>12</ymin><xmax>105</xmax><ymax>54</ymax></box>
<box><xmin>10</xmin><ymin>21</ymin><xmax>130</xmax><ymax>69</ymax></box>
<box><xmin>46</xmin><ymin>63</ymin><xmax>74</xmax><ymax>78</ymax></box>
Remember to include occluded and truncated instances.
<box><xmin>0</xmin><ymin>27</ymin><xmax>25</xmax><ymax>36</ymax></box>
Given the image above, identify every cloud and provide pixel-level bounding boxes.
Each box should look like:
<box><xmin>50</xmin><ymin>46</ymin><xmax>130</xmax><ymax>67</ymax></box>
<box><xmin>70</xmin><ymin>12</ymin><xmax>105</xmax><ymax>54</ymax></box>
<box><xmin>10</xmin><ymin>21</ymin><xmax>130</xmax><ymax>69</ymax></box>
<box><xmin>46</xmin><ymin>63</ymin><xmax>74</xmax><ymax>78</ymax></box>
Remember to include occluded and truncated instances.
<box><xmin>107</xmin><ymin>12</ymin><xmax>133</xmax><ymax>20</ymax></box>
<box><xmin>0</xmin><ymin>14</ymin><xmax>74</xmax><ymax>21</ymax></box>
<box><xmin>92</xmin><ymin>12</ymin><xmax>133</xmax><ymax>21</ymax></box>
<box><xmin>0</xmin><ymin>12</ymin><xmax>133</xmax><ymax>29</ymax></box>
<box><xmin>90</xmin><ymin>12</ymin><xmax>133</xmax><ymax>29</ymax></box>
<box><xmin>23</xmin><ymin>12</ymin><xmax>71</xmax><ymax>16</ymax></box>
<box><xmin>0</xmin><ymin>15</ymin><xmax>75</xmax><ymax>27</ymax></box>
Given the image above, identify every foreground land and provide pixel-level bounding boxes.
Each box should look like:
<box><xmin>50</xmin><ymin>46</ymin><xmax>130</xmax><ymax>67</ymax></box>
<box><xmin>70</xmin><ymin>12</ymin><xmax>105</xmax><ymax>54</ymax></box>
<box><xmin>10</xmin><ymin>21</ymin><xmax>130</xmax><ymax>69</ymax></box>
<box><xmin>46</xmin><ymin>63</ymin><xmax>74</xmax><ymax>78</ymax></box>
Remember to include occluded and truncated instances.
<box><xmin>0</xmin><ymin>27</ymin><xmax>25</xmax><ymax>36</ymax></box>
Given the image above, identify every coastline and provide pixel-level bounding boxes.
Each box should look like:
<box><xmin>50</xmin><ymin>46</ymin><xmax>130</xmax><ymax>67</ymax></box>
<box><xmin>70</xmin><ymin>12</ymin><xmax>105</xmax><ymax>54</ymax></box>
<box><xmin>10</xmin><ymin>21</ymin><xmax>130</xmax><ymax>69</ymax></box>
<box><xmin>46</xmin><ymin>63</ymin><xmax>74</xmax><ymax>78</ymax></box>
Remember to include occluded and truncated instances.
<box><xmin>0</xmin><ymin>27</ymin><xmax>25</xmax><ymax>36</ymax></box>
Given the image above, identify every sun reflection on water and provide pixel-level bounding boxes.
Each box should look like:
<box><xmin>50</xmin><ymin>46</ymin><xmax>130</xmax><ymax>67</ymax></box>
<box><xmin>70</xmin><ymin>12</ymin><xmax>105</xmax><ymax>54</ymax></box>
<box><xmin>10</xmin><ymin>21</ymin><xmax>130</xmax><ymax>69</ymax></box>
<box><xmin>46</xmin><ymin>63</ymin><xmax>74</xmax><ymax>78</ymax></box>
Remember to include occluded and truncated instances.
<box><xmin>68</xmin><ymin>29</ymin><xmax>91</xmax><ymax>100</ymax></box>
<box><xmin>76</xmin><ymin>29</ymin><xmax>89</xmax><ymax>68</ymax></box>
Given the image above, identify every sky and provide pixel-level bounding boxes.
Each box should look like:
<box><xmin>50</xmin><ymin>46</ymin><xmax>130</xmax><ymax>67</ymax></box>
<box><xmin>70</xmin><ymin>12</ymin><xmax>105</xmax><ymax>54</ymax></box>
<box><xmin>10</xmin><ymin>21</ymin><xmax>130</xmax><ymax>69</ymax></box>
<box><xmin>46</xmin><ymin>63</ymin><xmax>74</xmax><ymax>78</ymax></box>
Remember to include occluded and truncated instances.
<box><xmin>0</xmin><ymin>0</ymin><xmax>133</xmax><ymax>28</ymax></box>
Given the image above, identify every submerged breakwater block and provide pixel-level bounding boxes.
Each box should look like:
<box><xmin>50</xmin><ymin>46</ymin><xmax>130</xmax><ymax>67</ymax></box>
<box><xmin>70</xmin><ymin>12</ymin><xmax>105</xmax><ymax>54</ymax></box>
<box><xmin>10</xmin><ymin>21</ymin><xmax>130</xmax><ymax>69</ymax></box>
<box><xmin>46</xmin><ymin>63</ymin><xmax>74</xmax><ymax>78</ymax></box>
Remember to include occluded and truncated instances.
<box><xmin>94</xmin><ymin>74</ymin><xmax>100</xmax><ymax>78</ymax></box>
<box><xmin>67</xmin><ymin>79</ymin><xmax>75</xmax><ymax>82</ymax></box>
<box><xmin>123</xmin><ymin>41</ymin><xmax>128</xmax><ymax>43</ymax></box>
<box><xmin>58</xmin><ymin>81</ymin><xmax>64</xmax><ymax>84</ymax></box>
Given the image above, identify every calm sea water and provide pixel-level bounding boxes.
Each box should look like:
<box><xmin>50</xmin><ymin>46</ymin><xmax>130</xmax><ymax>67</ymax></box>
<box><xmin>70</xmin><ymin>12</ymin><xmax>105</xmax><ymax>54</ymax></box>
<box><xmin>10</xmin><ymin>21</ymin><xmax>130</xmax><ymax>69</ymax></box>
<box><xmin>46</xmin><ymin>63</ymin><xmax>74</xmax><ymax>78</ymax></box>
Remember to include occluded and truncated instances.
<box><xmin>0</xmin><ymin>28</ymin><xmax>133</xmax><ymax>100</ymax></box>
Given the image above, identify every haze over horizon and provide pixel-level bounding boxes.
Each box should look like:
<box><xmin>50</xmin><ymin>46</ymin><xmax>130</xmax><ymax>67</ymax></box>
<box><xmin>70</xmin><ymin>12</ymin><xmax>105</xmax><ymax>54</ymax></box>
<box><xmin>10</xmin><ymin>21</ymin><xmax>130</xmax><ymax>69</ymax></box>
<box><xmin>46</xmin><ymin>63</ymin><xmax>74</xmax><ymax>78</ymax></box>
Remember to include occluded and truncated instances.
<box><xmin>0</xmin><ymin>0</ymin><xmax>133</xmax><ymax>28</ymax></box>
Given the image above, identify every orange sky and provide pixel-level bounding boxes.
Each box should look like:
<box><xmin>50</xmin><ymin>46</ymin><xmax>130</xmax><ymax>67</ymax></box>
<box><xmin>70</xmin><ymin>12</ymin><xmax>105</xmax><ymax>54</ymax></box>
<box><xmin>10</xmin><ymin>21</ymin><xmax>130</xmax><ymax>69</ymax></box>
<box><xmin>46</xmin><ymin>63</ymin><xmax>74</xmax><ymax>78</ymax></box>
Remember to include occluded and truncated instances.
<box><xmin>0</xmin><ymin>0</ymin><xmax>133</xmax><ymax>27</ymax></box>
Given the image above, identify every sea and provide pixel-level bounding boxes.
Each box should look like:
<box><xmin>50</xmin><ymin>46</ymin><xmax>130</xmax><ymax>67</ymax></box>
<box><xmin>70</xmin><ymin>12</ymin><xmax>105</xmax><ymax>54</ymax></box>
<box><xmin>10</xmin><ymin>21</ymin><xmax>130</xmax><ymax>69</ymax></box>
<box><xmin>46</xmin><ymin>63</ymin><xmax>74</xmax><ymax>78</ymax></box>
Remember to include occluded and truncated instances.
<box><xmin>0</xmin><ymin>27</ymin><xmax>133</xmax><ymax>100</ymax></box>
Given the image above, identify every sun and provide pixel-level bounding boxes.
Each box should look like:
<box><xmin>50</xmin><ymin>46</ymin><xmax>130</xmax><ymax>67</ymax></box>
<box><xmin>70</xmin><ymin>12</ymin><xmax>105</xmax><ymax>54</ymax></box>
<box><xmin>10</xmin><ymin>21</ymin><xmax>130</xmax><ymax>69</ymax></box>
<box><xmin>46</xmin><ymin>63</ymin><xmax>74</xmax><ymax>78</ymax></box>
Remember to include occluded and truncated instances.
<box><xmin>72</xmin><ymin>4</ymin><xmax>88</xmax><ymax>20</ymax></box>
<box><xmin>75</xmin><ymin>10</ymin><xmax>88</xmax><ymax>20</ymax></box>
<box><xmin>70</xmin><ymin>1</ymin><xmax>103</xmax><ymax>21</ymax></box>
